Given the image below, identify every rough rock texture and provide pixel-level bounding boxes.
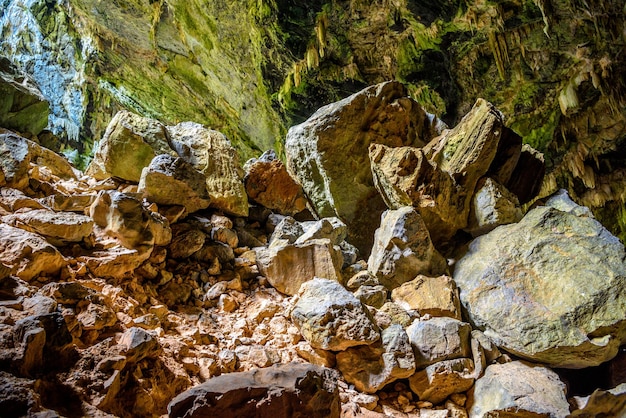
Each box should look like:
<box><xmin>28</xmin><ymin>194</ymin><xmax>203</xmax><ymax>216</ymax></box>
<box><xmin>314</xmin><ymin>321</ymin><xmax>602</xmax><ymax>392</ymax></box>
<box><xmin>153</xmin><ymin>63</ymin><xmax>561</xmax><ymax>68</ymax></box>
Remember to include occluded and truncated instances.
<box><xmin>290</xmin><ymin>278</ymin><xmax>380</xmax><ymax>351</ymax></box>
<box><xmin>244</xmin><ymin>150</ymin><xmax>307</xmax><ymax>216</ymax></box>
<box><xmin>0</xmin><ymin>57</ymin><xmax>49</xmax><ymax>136</ymax></box>
<box><xmin>0</xmin><ymin>224</ymin><xmax>66</xmax><ymax>281</ymax></box>
<box><xmin>468</xmin><ymin>361</ymin><xmax>570</xmax><ymax>418</ymax></box>
<box><xmin>336</xmin><ymin>324</ymin><xmax>415</xmax><ymax>393</ymax></box>
<box><xmin>2</xmin><ymin>208</ymin><xmax>93</xmax><ymax>246</ymax></box>
<box><xmin>256</xmin><ymin>239</ymin><xmax>344</xmax><ymax>296</ymax></box>
<box><xmin>409</xmin><ymin>358</ymin><xmax>475</xmax><ymax>405</ymax></box>
<box><xmin>368</xmin><ymin>207</ymin><xmax>447</xmax><ymax>290</ymax></box>
<box><xmin>570</xmin><ymin>383</ymin><xmax>626</xmax><ymax>417</ymax></box>
<box><xmin>138</xmin><ymin>154</ymin><xmax>210</xmax><ymax>214</ymax></box>
<box><xmin>285</xmin><ymin>81</ymin><xmax>444</xmax><ymax>254</ymax></box>
<box><xmin>86</xmin><ymin>110</ymin><xmax>174</xmax><ymax>182</ymax></box>
<box><xmin>406</xmin><ymin>317</ymin><xmax>472</xmax><ymax>369</ymax></box>
<box><xmin>391</xmin><ymin>275</ymin><xmax>461</xmax><ymax>320</ymax></box>
<box><xmin>454</xmin><ymin>201</ymin><xmax>626</xmax><ymax>368</ymax></box>
<box><xmin>168</xmin><ymin>122</ymin><xmax>248</xmax><ymax>217</ymax></box>
<box><xmin>90</xmin><ymin>190</ymin><xmax>171</xmax><ymax>250</ymax></box>
<box><xmin>370</xmin><ymin>99</ymin><xmax>517</xmax><ymax>244</ymax></box>
<box><xmin>167</xmin><ymin>363</ymin><xmax>341</xmax><ymax>418</ymax></box>
<box><xmin>465</xmin><ymin>177</ymin><xmax>523</xmax><ymax>237</ymax></box>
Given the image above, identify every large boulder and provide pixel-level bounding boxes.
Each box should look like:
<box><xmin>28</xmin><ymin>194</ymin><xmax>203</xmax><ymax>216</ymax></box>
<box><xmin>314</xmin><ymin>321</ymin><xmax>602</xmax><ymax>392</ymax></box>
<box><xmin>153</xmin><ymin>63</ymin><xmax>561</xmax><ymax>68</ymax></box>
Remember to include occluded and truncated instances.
<box><xmin>86</xmin><ymin>110</ymin><xmax>174</xmax><ymax>182</ymax></box>
<box><xmin>367</xmin><ymin>206</ymin><xmax>447</xmax><ymax>290</ymax></box>
<box><xmin>138</xmin><ymin>153</ymin><xmax>210</xmax><ymax>214</ymax></box>
<box><xmin>167</xmin><ymin>363</ymin><xmax>340</xmax><ymax>418</ymax></box>
<box><xmin>285</xmin><ymin>81</ymin><xmax>444</xmax><ymax>254</ymax></box>
<box><xmin>168</xmin><ymin>122</ymin><xmax>248</xmax><ymax>217</ymax></box>
<box><xmin>0</xmin><ymin>224</ymin><xmax>66</xmax><ymax>281</ymax></box>
<box><xmin>468</xmin><ymin>361</ymin><xmax>570</xmax><ymax>418</ymax></box>
<box><xmin>290</xmin><ymin>278</ymin><xmax>380</xmax><ymax>351</ymax></box>
<box><xmin>454</xmin><ymin>196</ymin><xmax>626</xmax><ymax>368</ymax></box>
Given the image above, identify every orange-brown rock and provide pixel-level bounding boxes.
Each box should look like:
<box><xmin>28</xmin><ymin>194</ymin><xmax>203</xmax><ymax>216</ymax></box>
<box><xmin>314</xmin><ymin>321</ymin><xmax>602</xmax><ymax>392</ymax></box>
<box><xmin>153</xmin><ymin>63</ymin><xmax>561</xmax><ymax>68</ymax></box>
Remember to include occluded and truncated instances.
<box><xmin>244</xmin><ymin>150</ymin><xmax>307</xmax><ymax>216</ymax></box>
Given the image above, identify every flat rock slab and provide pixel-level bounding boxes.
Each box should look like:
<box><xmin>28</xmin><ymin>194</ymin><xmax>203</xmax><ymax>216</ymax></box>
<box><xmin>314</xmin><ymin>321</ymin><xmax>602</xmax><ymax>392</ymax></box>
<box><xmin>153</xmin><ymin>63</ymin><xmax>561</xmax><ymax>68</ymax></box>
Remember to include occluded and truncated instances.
<box><xmin>167</xmin><ymin>363</ymin><xmax>340</xmax><ymax>418</ymax></box>
<box><xmin>454</xmin><ymin>203</ymin><xmax>626</xmax><ymax>368</ymax></box>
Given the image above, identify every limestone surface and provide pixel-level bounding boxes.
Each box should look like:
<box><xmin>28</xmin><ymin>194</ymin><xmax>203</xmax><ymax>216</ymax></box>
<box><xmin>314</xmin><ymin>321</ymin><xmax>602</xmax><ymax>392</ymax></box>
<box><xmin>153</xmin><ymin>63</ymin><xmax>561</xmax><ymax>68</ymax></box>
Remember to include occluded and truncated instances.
<box><xmin>468</xmin><ymin>361</ymin><xmax>570</xmax><ymax>418</ymax></box>
<box><xmin>285</xmin><ymin>81</ymin><xmax>444</xmax><ymax>253</ymax></box>
<box><xmin>454</xmin><ymin>202</ymin><xmax>626</xmax><ymax>368</ymax></box>
<box><xmin>368</xmin><ymin>206</ymin><xmax>447</xmax><ymax>290</ymax></box>
<box><xmin>290</xmin><ymin>278</ymin><xmax>380</xmax><ymax>351</ymax></box>
<box><xmin>168</xmin><ymin>121</ymin><xmax>248</xmax><ymax>217</ymax></box>
<box><xmin>138</xmin><ymin>153</ymin><xmax>210</xmax><ymax>214</ymax></box>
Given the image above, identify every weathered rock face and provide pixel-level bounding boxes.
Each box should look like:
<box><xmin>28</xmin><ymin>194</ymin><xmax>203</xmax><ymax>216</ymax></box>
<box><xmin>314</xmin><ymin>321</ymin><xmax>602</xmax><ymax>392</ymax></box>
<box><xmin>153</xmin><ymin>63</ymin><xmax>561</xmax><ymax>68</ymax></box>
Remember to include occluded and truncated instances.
<box><xmin>391</xmin><ymin>275</ymin><xmax>461</xmax><ymax>320</ymax></box>
<box><xmin>290</xmin><ymin>278</ymin><xmax>380</xmax><ymax>351</ymax></box>
<box><xmin>465</xmin><ymin>177</ymin><xmax>523</xmax><ymax>237</ymax></box>
<box><xmin>368</xmin><ymin>207</ymin><xmax>447</xmax><ymax>290</ymax></box>
<box><xmin>168</xmin><ymin>122</ymin><xmax>248</xmax><ymax>217</ymax></box>
<box><xmin>370</xmin><ymin>99</ymin><xmax>536</xmax><ymax>244</ymax></box>
<box><xmin>2</xmin><ymin>208</ymin><xmax>93</xmax><ymax>246</ymax></box>
<box><xmin>86</xmin><ymin>110</ymin><xmax>174</xmax><ymax>182</ymax></box>
<box><xmin>468</xmin><ymin>361</ymin><xmax>570</xmax><ymax>418</ymax></box>
<box><xmin>256</xmin><ymin>239</ymin><xmax>344</xmax><ymax>296</ymax></box>
<box><xmin>0</xmin><ymin>224</ymin><xmax>66</xmax><ymax>281</ymax></box>
<box><xmin>0</xmin><ymin>57</ymin><xmax>49</xmax><ymax>136</ymax></box>
<box><xmin>406</xmin><ymin>317</ymin><xmax>472</xmax><ymax>369</ymax></box>
<box><xmin>244</xmin><ymin>150</ymin><xmax>308</xmax><ymax>216</ymax></box>
<box><xmin>454</xmin><ymin>196</ymin><xmax>626</xmax><ymax>368</ymax></box>
<box><xmin>408</xmin><ymin>358</ymin><xmax>475</xmax><ymax>405</ymax></box>
<box><xmin>336</xmin><ymin>324</ymin><xmax>415</xmax><ymax>393</ymax></box>
<box><xmin>168</xmin><ymin>364</ymin><xmax>341</xmax><ymax>418</ymax></box>
<box><xmin>138</xmin><ymin>153</ymin><xmax>210</xmax><ymax>215</ymax></box>
<box><xmin>285</xmin><ymin>81</ymin><xmax>444</xmax><ymax>254</ymax></box>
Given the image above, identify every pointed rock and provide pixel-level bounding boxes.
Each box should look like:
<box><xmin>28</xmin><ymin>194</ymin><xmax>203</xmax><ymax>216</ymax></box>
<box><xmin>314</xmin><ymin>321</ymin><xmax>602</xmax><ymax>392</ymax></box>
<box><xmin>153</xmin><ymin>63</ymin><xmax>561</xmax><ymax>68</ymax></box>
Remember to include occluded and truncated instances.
<box><xmin>86</xmin><ymin>110</ymin><xmax>174</xmax><ymax>182</ymax></box>
<box><xmin>286</xmin><ymin>81</ymin><xmax>444</xmax><ymax>254</ymax></box>
<box><xmin>368</xmin><ymin>206</ymin><xmax>447</xmax><ymax>290</ymax></box>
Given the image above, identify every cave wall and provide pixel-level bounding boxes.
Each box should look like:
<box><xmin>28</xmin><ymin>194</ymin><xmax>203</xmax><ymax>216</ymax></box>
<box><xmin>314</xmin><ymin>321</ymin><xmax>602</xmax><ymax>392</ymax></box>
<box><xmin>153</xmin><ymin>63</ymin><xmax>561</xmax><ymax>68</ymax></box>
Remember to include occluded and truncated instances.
<box><xmin>0</xmin><ymin>0</ymin><xmax>624</xmax><ymax>239</ymax></box>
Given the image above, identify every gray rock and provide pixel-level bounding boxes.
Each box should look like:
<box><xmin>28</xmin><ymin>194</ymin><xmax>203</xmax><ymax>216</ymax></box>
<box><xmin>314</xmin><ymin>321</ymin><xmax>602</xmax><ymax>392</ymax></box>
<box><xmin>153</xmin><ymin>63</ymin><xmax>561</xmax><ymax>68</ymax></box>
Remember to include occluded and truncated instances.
<box><xmin>454</xmin><ymin>204</ymin><xmax>626</xmax><ymax>368</ymax></box>
<box><xmin>168</xmin><ymin>122</ymin><xmax>248</xmax><ymax>217</ymax></box>
<box><xmin>406</xmin><ymin>317</ymin><xmax>472</xmax><ymax>369</ymax></box>
<box><xmin>285</xmin><ymin>81</ymin><xmax>443</xmax><ymax>254</ymax></box>
<box><xmin>86</xmin><ymin>110</ymin><xmax>174</xmax><ymax>182</ymax></box>
<box><xmin>168</xmin><ymin>363</ymin><xmax>341</xmax><ymax>418</ymax></box>
<box><xmin>290</xmin><ymin>278</ymin><xmax>380</xmax><ymax>351</ymax></box>
<box><xmin>138</xmin><ymin>154</ymin><xmax>210</xmax><ymax>214</ymax></box>
<box><xmin>468</xmin><ymin>361</ymin><xmax>569</xmax><ymax>418</ymax></box>
<box><xmin>465</xmin><ymin>177</ymin><xmax>523</xmax><ymax>237</ymax></box>
<box><xmin>368</xmin><ymin>207</ymin><xmax>447</xmax><ymax>290</ymax></box>
<box><xmin>119</xmin><ymin>327</ymin><xmax>161</xmax><ymax>363</ymax></box>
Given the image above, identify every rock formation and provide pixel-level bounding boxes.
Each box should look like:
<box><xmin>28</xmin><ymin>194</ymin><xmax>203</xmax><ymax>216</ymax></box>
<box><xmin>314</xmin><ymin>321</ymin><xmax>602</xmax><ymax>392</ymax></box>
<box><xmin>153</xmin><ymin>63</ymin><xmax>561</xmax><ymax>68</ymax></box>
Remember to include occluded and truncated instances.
<box><xmin>0</xmin><ymin>84</ymin><xmax>625</xmax><ymax>418</ymax></box>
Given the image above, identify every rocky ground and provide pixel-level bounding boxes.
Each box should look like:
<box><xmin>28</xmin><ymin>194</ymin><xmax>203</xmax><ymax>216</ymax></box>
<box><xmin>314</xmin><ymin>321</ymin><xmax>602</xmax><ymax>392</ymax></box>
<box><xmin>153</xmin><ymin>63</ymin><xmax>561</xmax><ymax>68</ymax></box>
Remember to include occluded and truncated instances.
<box><xmin>0</xmin><ymin>82</ymin><xmax>625</xmax><ymax>417</ymax></box>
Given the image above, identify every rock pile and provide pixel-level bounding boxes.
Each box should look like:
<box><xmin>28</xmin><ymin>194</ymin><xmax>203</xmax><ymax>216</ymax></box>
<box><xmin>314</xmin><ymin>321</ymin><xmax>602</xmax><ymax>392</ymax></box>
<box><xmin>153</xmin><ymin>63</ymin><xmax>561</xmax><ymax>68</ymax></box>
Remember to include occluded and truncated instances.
<box><xmin>0</xmin><ymin>82</ymin><xmax>625</xmax><ymax>417</ymax></box>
